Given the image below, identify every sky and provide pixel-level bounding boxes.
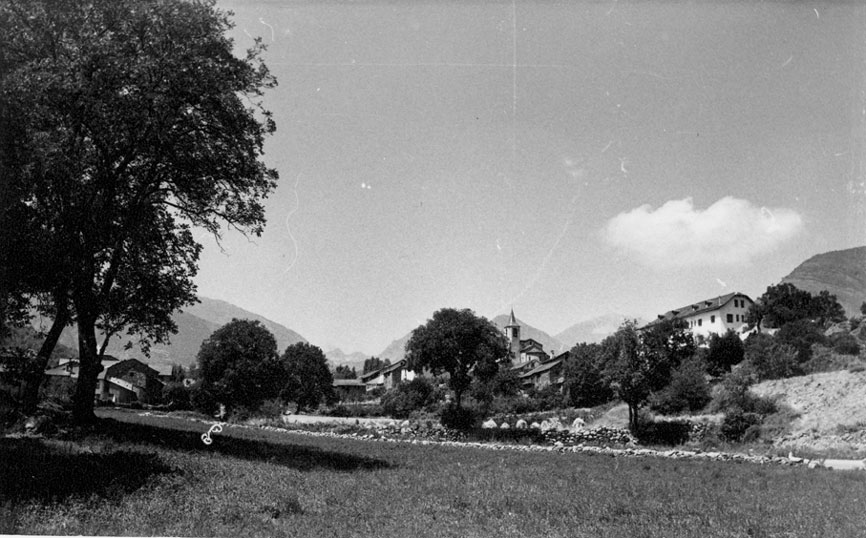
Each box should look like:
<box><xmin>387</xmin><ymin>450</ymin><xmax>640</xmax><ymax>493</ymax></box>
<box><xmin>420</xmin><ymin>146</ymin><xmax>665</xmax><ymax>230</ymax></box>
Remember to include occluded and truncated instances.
<box><xmin>192</xmin><ymin>0</ymin><xmax>866</xmax><ymax>356</ymax></box>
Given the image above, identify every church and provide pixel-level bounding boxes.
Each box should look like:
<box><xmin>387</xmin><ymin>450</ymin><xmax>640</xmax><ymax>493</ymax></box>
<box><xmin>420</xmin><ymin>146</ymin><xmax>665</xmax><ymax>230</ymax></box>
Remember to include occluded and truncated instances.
<box><xmin>504</xmin><ymin>310</ymin><xmax>567</xmax><ymax>392</ymax></box>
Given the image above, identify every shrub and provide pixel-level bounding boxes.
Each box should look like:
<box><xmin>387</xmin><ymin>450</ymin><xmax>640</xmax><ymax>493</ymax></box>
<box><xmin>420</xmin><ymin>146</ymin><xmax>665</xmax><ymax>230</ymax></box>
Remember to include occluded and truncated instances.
<box><xmin>634</xmin><ymin>416</ymin><xmax>693</xmax><ymax>446</ymax></box>
<box><xmin>708</xmin><ymin>367</ymin><xmax>777</xmax><ymax>416</ymax></box>
<box><xmin>440</xmin><ymin>404</ymin><xmax>480</xmax><ymax>431</ymax></box>
<box><xmin>705</xmin><ymin>330</ymin><xmax>745</xmax><ymax>376</ymax></box>
<box><xmin>189</xmin><ymin>383</ymin><xmax>219</xmax><ymax>416</ymax></box>
<box><xmin>649</xmin><ymin>358</ymin><xmax>711</xmax><ymax>415</ymax></box>
<box><xmin>720</xmin><ymin>409</ymin><xmax>763</xmax><ymax>442</ymax></box>
<box><xmin>381</xmin><ymin>378</ymin><xmax>436</xmax><ymax>419</ymax></box>
<box><xmin>776</xmin><ymin>320</ymin><xmax>828</xmax><ymax>364</ymax></box>
<box><xmin>830</xmin><ymin>332</ymin><xmax>861</xmax><ymax>355</ymax></box>
<box><xmin>161</xmin><ymin>382</ymin><xmax>191</xmax><ymax>410</ymax></box>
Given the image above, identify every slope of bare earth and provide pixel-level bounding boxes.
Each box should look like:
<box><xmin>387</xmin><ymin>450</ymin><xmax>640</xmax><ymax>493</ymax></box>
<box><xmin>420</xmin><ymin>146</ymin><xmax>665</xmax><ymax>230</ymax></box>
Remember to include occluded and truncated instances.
<box><xmin>752</xmin><ymin>370</ymin><xmax>866</xmax><ymax>454</ymax></box>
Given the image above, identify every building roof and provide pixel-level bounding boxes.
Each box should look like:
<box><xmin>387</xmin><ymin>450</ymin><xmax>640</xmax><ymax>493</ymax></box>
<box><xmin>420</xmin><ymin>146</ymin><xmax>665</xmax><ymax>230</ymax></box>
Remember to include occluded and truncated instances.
<box><xmin>382</xmin><ymin>359</ymin><xmax>406</xmax><ymax>375</ymax></box>
<box><xmin>519</xmin><ymin>357</ymin><xmax>563</xmax><ymax>379</ymax></box>
<box><xmin>645</xmin><ymin>292</ymin><xmax>753</xmax><ymax>328</ymax></box>
<box><xmin>333</xmin><ymin>379</ymin><xmax>366</xmax><ymax>387</ymax></box>
<box><xmin>505</xmin><ymin>309</ymin><xmax>519</xmax><ymax>328</ymax></box>
<box><xmin>519</xmin><ymin>338</ymin><xmax>544</xmax><ymax>352</ymax></box>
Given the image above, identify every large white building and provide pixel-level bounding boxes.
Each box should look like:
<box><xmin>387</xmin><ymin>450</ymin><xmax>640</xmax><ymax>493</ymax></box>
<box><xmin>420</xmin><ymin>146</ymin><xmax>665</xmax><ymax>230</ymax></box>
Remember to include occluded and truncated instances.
<box><xmin>645</xmin><ymin>292</ymin><xmax>754</xmax><ymax>339</ymax></box>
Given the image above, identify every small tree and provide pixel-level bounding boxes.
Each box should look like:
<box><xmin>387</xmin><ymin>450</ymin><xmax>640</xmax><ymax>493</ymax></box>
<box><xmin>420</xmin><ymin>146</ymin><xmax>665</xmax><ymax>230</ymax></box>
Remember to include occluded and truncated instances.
<box><xmin>195</xmin><ymin>319</ymin><xmax>282</xmax><ymax>414</ymax></box>
<box><xmin>602</xmin><ymin>320</ymin><xmax>649</xmax><ymax>432</ymax></box>
<box><xmin>405</xmin><ymin>308</ymin><xmax>509</xmax><ymax>409</ymax></box>
<box><xmin>649</xmin><ymin>357</ymin><xmax>711</xmax><ymax>415</ymax></box>
<box><xmin>281</xmin><ymin>343</ymin><xmax>336</xmax><ymax>413</ymax></box>
<box><xmin>562</xmin><ymin>343</ymin><xmax>613</xmax><ymax>408</ymax></box>
<box><xmin>705</xmin><ymin>330</ymin><xmax>745</xmax><ymax>376</ymax></box>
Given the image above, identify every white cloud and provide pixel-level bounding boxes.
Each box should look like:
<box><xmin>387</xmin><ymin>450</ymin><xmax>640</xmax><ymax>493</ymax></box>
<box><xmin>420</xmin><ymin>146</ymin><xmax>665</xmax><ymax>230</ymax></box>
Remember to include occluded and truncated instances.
<box><xmin>603</xmin><ymin>196</ymin><xmax>803</xmax><ymax>268</ymax></box>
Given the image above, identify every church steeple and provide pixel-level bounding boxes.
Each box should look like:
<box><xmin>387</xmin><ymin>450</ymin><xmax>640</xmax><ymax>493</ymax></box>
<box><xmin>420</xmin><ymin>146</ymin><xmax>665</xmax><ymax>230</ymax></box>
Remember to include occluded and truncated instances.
<box><xmin>505</xmin><ymin>309</ymin><xmax>521</xmax><ymax>363</ymax></box>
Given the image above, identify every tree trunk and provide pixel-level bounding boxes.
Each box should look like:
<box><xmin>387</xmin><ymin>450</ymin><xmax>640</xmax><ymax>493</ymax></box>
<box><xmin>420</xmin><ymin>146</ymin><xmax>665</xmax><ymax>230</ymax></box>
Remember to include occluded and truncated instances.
<box><xmin>72</xmin><ymin>309</ymin><xmax>100</xmax><ymax>424</ymax></box>
<box><xmin>627</xmin><ymin>402</ymin><xmax>639</xmax><ymax>433</ymax></box>
<box><xmin>20</xmin><ymin>305</ymin><xmax>69</xmax><ymax>413</ymax></box>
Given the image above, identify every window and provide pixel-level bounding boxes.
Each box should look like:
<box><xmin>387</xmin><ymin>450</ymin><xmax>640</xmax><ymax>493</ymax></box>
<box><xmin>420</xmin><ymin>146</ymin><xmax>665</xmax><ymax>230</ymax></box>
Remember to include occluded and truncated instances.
<box><xmin>711</xmin><ymin>315</ymin><xmax>715</xmax><ymax>323</ymax></box>
<box><xmin>727</xmin><ymin>314</ymin><xmax>734</xmax><ymax>323</ymax></box>
<box><xmin>698</xmin><ymin>319</ymin><xmax>702</xmax><ymax>327</ymax></box>
<box><xmin>736</xmin><ymin>314</ymin><xmax>740</xmax><ymax>322</ymax></box>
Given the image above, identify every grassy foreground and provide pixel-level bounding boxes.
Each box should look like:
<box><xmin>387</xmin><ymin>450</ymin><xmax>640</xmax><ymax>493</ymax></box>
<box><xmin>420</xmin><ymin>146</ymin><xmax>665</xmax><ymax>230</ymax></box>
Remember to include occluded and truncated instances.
<box><xmin>2</xmin><ymin>409</ymin><xmax>865</xmax><ymax>537</ymax></box>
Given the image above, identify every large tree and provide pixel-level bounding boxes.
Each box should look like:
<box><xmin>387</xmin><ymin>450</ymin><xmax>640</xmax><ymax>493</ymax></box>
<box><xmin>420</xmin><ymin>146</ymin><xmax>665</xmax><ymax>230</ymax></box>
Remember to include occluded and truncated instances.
<box><xmin>747</xmin><ymin>283</ymin><xmax>845</xmax><ymax>331</ymax></box>
<box><xmin>196</xmin><ymin>319</ymin><xmax>282</xmax><ymax>413</ymax></box>
<box><xmin>281</xmin><ymin>343</ymin><xmax>336</xmax><ymax>412</ymax></box>
<box><xmin>0</xmin><ymin>0</ymin><xmax>277</xmax><ymax>421</ymax></box>
<box><xmin>405</xmin><ymin>308</ymin><xmax>509</xmax><ymax>408</ymax></box>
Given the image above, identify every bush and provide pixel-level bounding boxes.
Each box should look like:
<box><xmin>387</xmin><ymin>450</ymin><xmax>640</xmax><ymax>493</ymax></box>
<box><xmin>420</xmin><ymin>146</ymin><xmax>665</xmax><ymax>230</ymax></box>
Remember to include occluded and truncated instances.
<box><xmin>649</xmin><ymin>358</ymin><xmax>711</xmax><ymax>415</ymax></box>
<box><xmin>744</xmin><ymin>332</ymin><xmax>801</xmax><ymax>380</ymax></box>
<box><xmin>775</xmin><ymin>320</ymin><xmax>828</xmax><ymax>364</ymax></box>
<box><xmin>708</xmin><ymin>367</ymin><xmax>777</xmax><ymax>416</ymax></box>
<box><xmin>705</xmin><ymin>330</ymin><xmax>745</xmax><ymax>376</ymax></box>
<box><xmin>440</xmin><ymin>404</ymin><xmax>480</xmax><ymax>431</ymax></box>
<box><xmin>634</xmin><ymin>418</ymin><xmax>692</xmax><ymax>446</ymax></box>
<box><xmin>720</xmin><ymin>409</ymin><xmax>762</xmax><ymax>442</ymax></box>
<box><xmin>830</xmin><ymin>332</ymin><xmax>861</xmax><ymax>356</ymax></box>
<box><xmin>161</xmin><ymin>381</ymin><xmax>191</xmax><ymax>410</ymax></box>
<box><xmin>189</xmin><ymin>383</ymin><xmax>219</xmax><ymax>416</ymax></box>
<box><xmin>381</xmin><ymin>378</ymin><xmax>437</xmax><ymax>419</ymax></box>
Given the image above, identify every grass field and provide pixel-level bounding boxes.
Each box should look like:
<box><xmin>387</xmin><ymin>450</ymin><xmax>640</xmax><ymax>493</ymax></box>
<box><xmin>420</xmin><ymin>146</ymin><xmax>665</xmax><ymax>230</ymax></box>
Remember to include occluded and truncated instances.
<box><xmin>2</xmin><ymin>409</ymin><xmax>866</xmax><ymax>537</ymax></box>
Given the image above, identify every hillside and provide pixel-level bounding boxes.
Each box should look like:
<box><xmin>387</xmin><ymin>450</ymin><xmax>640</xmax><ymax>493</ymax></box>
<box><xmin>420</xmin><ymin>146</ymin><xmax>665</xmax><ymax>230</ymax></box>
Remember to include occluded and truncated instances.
<box><xmin>377</xmin><ymin>332</ymin><xmax>413</xmax><ymax>364</ymax></box>
<box><xmin>32</xmin><ymin>296</ymin><xmax>306</xmax><ymax>370</ymax></box>
<box><xmin>555</xmin><ymin>314</ymin><xmax>643</xmax><ymax>348</ymax></box>
<box><xmin>752</xmin><ymin>369</ymin><xmax>866</xmax><ymax>454</ymax></box>
<box><xmin>781</xmin><ymin>246</ymin><xmax>866</xmax><ymax>316</ymax></box>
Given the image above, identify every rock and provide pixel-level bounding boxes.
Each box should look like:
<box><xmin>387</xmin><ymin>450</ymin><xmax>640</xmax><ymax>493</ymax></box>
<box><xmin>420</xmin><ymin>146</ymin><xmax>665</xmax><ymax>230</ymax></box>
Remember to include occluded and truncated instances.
<box><xmin>400</xmin><ymin>420</ymin><xmax>411</xmax><ymax>429</ymax></box>
<box><xmin>515</xmin><ymin>419</ymin><xmax>528</xmax><ymax>429</ymax></box>
<box><xmin>570</xmin><ymin>417</ymin><xmax>586</xmax><ymax>432</ymax></box>
<box><xmin>530</xmin><ymin>422</ymin><xmax>541</xmax><ymax>429</ymax></box>
<box><xmin>540</xmin><ymin>418</ymin><xmax>563</xmax><ymax>432</ymax></box>
<box><xmin>500</xmin><ymin>422</ymin><xmax>510</xmax><ymax>429</ymax></box>
<box><xmin>482</xmin><ymin>419</ymin><xmax>498</xmax><ymax>429</ymax></box>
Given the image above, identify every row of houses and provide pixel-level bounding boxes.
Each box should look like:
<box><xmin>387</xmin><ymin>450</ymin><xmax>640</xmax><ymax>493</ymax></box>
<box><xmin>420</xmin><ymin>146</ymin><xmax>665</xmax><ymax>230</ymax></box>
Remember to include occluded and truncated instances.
<box><xmin>335</xmin><ymin>292</ymin><xmax>756</xmax><ymax>401</ymax></box>
<box><xmin>43</xmin><ymin>355</ymin><xmax>170</xmax><ymax>404</ymax></box>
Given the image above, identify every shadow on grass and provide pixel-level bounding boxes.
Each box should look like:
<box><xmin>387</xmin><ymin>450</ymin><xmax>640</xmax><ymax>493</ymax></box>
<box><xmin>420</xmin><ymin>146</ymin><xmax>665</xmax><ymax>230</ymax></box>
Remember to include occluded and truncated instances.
<box><xmin>0</xmin><ymin>437</ymin><xmax>175</xmax><ymax>504</ymax></box>
<box><xmin>91</xmin><ymin>416</ymin><xmax>393</xmax><ymax>472</ymax></box>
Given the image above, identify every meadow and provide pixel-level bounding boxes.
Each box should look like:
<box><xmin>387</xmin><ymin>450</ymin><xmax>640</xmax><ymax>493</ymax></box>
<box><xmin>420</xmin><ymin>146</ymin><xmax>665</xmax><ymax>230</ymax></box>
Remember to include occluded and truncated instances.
<box><xmin>2</xmin><ymin>408</ymin><xmax>865</xmax><ymax>537</ymax></box>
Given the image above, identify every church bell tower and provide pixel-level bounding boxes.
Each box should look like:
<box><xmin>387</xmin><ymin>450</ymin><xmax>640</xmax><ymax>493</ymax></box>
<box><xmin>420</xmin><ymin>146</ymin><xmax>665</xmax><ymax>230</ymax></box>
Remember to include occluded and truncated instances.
<box><xmin>505</xmin><ymin>309</ymin><xmax>521</xmax><ymax>364</ymax></box>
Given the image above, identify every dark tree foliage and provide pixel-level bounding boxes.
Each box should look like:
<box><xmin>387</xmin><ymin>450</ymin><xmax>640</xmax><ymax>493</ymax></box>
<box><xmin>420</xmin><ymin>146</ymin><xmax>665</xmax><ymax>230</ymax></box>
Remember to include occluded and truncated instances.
<box><xmin>362</xmin><ymin>357</ymin><xmax>389</xmax><ymax>374</ymax></box>
<box><xmin>196</xmin><ymin>319</ymin><xmax>282</xmax><ymax>413</ymax></box>
<box><xmin>705</xmin><ymin>330</ymin><xmax>745</xmax><ymax>376</ymax></box>
<box><xmin>747</xmin><ymin>284</ymin><xmax>846</xmax><ymax>331</ymax></box>
<box><xmin>775</xmin><ymin>319</ymin><xmax>828</xmax><ymax>364</ymax></box>
<box><xmin>281</xmin><ymin>342</ymin><xmax>336</xmax><ymax>413</ymax></box>
<box><xmin>381</xmin><ymin>378</ymin><xmax>436</xmax><ymax>419</ymax></box>
<box><xmin>743</xmin><ymin>332</ymin><xmax>801</xmax><ymax>380</ymax></box>
<box><xmin>861</xmin><ymin>301</ymin><xmax>866</xmax><ymax>316</ymax></box>
<box><xmin>639</xmin><ymin>318</ymin><xmax>696</xmax><ymax>390</ymax></box>
<box><xmin>0</xmin><ymin>0</ymin><xmax>277</xmax><ymax>422</ymax></box>
<box><xmin>405</xmin><ymin>308</ymin><xmax>509</xmax><ymax>408</ymax></box>
<box><xmin>649</xmin><ymin>357</ymin><xmax>711</xmax><ymax>415</ymax></box>
<box><xmin>333</xmin><ymin>365</ymin><xmax>357</xmax><ymax>379</ymax></box>
<box><xmin>563</xmin><ymin>343</ymin><xmax>613</xmax><ymax>408</ymax></box>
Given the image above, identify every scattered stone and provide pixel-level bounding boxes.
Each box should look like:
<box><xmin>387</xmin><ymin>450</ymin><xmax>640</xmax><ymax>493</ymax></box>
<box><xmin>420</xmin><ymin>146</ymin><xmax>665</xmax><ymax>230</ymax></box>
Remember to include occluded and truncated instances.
<box><xmin>515</xmin><ymin>419</ymin><xmax>528</xmax><ymax>429</ymax></box>
<box><xmin>500</xmin><ymin>422</ymin><xmax>510</xmax><ymax>429</ymax></box>
<box><xmin>482</xmin><ymin>419</ymin><xmax>498</xmax><ymax>429</ymax></box>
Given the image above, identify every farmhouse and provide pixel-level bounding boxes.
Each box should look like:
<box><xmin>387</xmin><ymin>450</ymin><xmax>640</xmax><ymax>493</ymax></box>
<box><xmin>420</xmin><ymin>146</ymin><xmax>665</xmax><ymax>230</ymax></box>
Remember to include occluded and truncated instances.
<box><xmin>359</xmin><ymin>359</ymin><xmax>415</xmax><ymax>393</ymax></box>
<box><xmin>644</xmin><ymin>292</ymin><xmax>754</xmax><ymax>339</ymax></box>
<box><xmin>44</xmin><ymin>356</ymin><xmax>163</xmax><ymax>404</ymax></box>
<box><xmin>333</xmin><ymin>379</ymin><xmax>366</xmax><ymax>401</ymax></box>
